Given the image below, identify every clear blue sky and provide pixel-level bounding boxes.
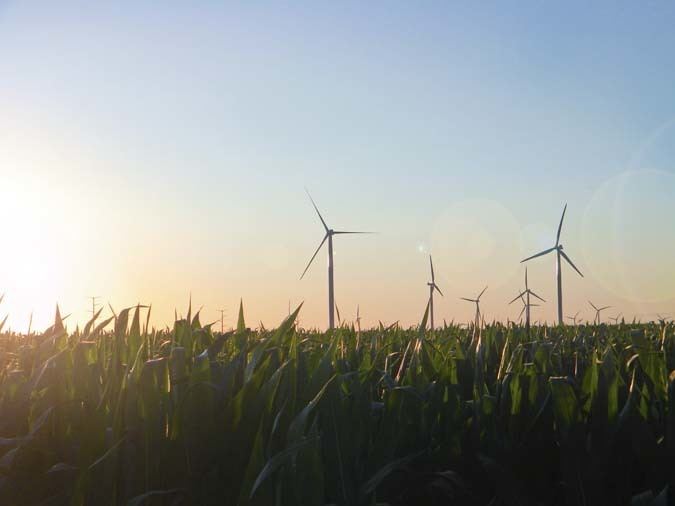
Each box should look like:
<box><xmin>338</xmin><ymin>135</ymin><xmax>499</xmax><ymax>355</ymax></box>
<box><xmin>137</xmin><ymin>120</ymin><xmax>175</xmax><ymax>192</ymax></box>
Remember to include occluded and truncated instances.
<box><xmin>1</xmin><ymin>1</ymin><xmax>674</xmax><ymax>330</ymax></box>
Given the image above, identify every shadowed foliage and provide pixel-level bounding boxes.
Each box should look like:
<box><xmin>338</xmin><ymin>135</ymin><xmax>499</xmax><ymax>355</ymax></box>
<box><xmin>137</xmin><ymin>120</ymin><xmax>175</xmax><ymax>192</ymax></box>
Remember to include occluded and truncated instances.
<box><xmin>0</xmin><ymin>302</ymin><xmax>673</xmax><ymax>505</ymax></box>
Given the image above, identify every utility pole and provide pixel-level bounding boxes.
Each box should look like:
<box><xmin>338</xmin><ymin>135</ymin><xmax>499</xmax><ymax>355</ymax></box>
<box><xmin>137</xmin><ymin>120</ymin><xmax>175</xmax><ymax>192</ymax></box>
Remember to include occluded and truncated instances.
<box><xmin>218</xmin><ymin>308</ymin><xmax>226</xmax><ymax>334</ymax></box>
<box><xmin>88</xmin><ymin>296</ymin><xmax>100</xmax><ymax>327</ymax></box>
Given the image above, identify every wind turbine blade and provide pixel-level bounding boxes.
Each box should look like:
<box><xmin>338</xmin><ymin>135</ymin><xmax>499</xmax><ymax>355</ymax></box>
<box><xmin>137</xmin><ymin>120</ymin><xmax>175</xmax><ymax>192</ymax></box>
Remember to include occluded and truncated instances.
<box><xmin>588</xmin><ymin>301</ymin><xmax>598</xmax><ymax>311</ymax></box>
<box><xmin>460</xmin><ymin>297</ymin><xmax>476</xmax><ymax>303</ymax></box>
<box><xmin>556</xmin><ymin>203</ymin><xmax>567</xmax><ymax>246</ymax></box>
<box><xmin>525</xmin><ymin>267</ymin><xmax>528</xmax><ymax>290</ymax></box>
<box><xmin>332</xmin><ymin>230</ymin><xmax>375</xmax><ymax>235</ymax></box>
<box><xmin>429</xmin><ymin>255</ymin><xmax>435</xmax><ymax>283</ymax></box>
<box><xmin>305</xmin><ymin>189</ymin><xmax>329</xmax><ymax>232</ymax></box>
<box><xmin>519</xmin><ymin>305</ymin><xmax>526</xmax><ymax>319</ymax></box>
<box><xmin>560</xmin><ymin>250</ymin><xmax>583</xmax><ymax>277</ymax></box>
<box><xmin>599</xmin><ymin>306</ymin><xmax>611</xmax><ymax>311</ymax></box>
<box><xmin>529</xmin><ymin>290</ymin><xmax>546</xmax><ymax>303</ymax></box>
<box><xmin>477</xmin><ymin>286</ymin><xmax>488</xmax><ymax>300</ymax></box>
<box><xmin>509</xmin><ymin>291</ymin><xmax>527</xmax><ymax>305</ymax></box>
<box><xmin>300</xmin><ymin>234</ymin><xmax>328</xmax><ymax>280</ymax></box>
<box><xmin>433</xmin><ymin>284</ymin><xmax>444</xmax><ymax>297</ymax></box>
<box><xmin>521</xmin><ymin>247</ymin><xmax>556</xmax><ymax>263</ymax></box>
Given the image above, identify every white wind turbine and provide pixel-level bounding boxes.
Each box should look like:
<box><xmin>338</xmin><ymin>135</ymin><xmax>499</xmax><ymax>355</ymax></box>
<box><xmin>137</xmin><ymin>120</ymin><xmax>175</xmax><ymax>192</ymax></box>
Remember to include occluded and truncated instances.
<box><xmin>300</xmin><ymin>190</ymin><xmax>373</xmax><ymax>330</ymax></box>
<box><xmin>521</xmin><ymin>204</ymin><xmax>583</xmax><ymax>325</ymax></box>
<box><xmin>427</xmin><ymin>255</ymin><xmax>444</xmax><ymax>330</ymax></box>
<box><xmin>509</xmin><ymin>268</ymin><xmax>545</xmax><ymax>329</ymax></box>
<box><xmin>461</xmin><ymin>286</ymin><xmax>488</xmax><ymax>330</ymax></box>
<box><xmin>589</xmin><ymin>301</ymin><xmax>611</xmax><ymax>325</ymax></box>
<box><xmin>514</xmin><ymin>294</ymin><xmax>541</xmax><ymax>325</ymax></box>
<box><xmin>566</xmin><ymin>311</ymin><xmax>582</xmax><ymax>326</ymax></box>
<box><xmin>609</xmin><ymin>312</ymin><xmax>623</xmax><ymax>325</ymax></box>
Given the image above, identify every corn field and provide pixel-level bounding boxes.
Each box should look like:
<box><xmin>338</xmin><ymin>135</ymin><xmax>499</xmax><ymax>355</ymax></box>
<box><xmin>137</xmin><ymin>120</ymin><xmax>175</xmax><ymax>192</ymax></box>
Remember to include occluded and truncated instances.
<box><xmin>0</xmin><ymin>301</ymin><xmax>673</xmax><ymax>506</ymax></box>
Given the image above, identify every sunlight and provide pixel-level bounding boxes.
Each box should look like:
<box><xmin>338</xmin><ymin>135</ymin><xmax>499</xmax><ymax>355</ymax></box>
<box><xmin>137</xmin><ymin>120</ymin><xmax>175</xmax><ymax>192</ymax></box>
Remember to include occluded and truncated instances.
<box><xmin>0</xmin><ymin>177</ymin><xmax>71</xmax><ymax>331</ymax></box>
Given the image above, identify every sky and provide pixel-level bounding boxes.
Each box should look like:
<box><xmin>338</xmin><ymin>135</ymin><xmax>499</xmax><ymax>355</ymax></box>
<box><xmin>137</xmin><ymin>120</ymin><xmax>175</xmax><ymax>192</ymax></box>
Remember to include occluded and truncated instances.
<box><xmin>1</xmin><ymin>1</ymin><xmax>675</xmax><ymax>331</ymax></box>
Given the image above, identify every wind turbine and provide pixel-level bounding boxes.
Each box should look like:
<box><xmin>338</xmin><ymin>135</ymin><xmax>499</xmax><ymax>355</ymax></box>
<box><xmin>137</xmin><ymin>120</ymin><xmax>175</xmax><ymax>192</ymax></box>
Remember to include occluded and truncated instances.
<box><xmin>515</xmin><ymin>294</ymin><xmax>527</xmax><ymax>323</ymax></box>
<box><xmin>509</xmin><ymin>267</ymin><xmax>545</xmax><ymax>329</ymax></box>
<box><xmin>566</xmin><ymin>311</ymin><xmax>582</xmax><ymax>326</ymax></box>
<box><xmin>589</xmin><ymin>301</ymin><xmax>611</xmax><ymax>324</ymax></box>
<box><xmin>427</xmin><ymin>255</ymin><xmax>444</xmax><ymax>330</ymax></box>
<box><xmin>609</xmin><ymin>312</ymin><xmax>623</xmax><ymax>325</ymax></box>
<box><xmin>300</xmin><ymin>190</ymin><xmax>373</xmax><ymax>330</ymax></box>
<box><xmin>460</xmin><ymin>286</ymin><xmax>487</xmax><ymax>330</ymax></box>
<box><xmin>521</xmin><ymin>204</ymin><xmax>583</xmax><ymax>325</ymax></box>
<box><xmin>512</xmin><ymin>294</ymin><xmax>532</xmax><ymax>322</ymax></box>
<box><xmin>515</xmin><ymin>295</ymin><xmax>542</xmax><ymax>325</ymax></box>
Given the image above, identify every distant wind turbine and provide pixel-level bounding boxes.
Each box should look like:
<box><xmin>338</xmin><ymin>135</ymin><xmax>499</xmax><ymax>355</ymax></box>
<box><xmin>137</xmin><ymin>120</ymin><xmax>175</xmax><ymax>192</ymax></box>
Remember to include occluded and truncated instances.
<box><xmin>609</xmin><ymin>313</ymin><xmax>623</xmax><ymax>325</ymax></box>
<box><xmin>589</xmin><ymin>301</ymin><xmax>611</xmax><ymax>324</ymax></box>
<box><xmin>427</xmin><ymin>255</ymin><xmax>444</xmax><ymax>330</ymax></box>
<box><xmin>509</xmin><ymin>267</ymin><xmax>545</xmax><ymax>329</ymax></box>
<box><xmin>515</xmin><ymin>294</ymin><xmax>541</xmax><ymax>324</ymax></box>
<box><xmin>515</xmin><ymin>295</ymin><xmax>527</xmax><ymax>323</ymax></box>
<box><xmin>566</xmin><ymin>311</ymin><xmax>582</xmax><ymax>326</ymax></box>
<box><xmin>521</xmin><ymin>204</ymin><xmax>583</xmax><ymax>325</ymax></box>
<box><xmin>461</xmin><ymin>286</ymin><xmax>487</xmax><ymax>330</ymax></box>
<box><xmin>300</xmin><ymin>189</ymin><xmax>373</xmax><ymax>329</ymax></box>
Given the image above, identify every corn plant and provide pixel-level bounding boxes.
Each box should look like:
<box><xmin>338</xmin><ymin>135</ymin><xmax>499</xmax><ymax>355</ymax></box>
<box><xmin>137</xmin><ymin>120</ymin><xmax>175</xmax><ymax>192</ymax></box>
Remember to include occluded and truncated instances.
<box><xmin>0</xmin><ymin>301</ymin><xmax>673</xmax><ymax>505</ymax></box>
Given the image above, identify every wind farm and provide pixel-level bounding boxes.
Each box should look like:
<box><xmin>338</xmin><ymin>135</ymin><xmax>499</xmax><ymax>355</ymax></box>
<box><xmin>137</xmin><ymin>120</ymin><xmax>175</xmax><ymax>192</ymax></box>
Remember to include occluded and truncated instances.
<box><xmin>0</xmin><ymin>210</ymin><xmax>671</xmax><ymax>505</ymax></box>
<box><xmin>2</xmin><ymin>3</ymin><xmax>675</xmax><ymax>505</ymax></box>
<box><xmin>1</xmin><ymin>146</ymin><xmax>673</xmax><ymax>506</ymax></box>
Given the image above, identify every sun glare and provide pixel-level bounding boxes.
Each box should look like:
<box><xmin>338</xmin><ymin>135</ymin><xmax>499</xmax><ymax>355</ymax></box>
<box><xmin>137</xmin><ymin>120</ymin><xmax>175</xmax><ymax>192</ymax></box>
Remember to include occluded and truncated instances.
<box><xmin>0</xmin><ymin>178</ymin><xmax>72</xmax><ymax>331</ymax></box>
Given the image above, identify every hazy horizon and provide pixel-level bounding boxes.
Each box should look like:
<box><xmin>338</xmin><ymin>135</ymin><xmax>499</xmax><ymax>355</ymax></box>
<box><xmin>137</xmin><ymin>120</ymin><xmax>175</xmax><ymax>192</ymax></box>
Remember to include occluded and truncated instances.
<box><xmin>1</xmin><ymin>1</ymin><xmax>675</xmax><ymax>331</ymax></box>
